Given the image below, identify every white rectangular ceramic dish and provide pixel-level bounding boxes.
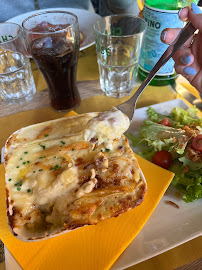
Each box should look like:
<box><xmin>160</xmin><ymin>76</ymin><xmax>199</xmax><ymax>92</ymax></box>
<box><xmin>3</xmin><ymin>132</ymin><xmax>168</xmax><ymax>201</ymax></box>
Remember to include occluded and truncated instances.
<box><xmin>3</xmin><ymin>111</ymin><xmax>146</xmax><ymax>242</ymax></box>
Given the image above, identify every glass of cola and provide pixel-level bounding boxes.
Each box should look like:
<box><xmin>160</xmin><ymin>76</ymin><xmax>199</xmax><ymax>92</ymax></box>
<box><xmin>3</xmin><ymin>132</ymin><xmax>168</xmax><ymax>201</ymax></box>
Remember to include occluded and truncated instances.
<box><xmin>22</xmin><ymin>11</ymin><xmax>81</xmax><ymax>111</ymax></box>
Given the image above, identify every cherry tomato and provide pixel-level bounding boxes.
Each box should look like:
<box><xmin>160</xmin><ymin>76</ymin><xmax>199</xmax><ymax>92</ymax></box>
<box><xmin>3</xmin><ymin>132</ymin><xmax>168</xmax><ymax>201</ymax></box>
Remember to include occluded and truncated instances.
<box><xmin>158</xmin><ymin>118</ymin><xmax>171</xmax><ymax>126</ymax></box>
<box><xmin>192</xmin><ymin>134</ymin><xmax>202</xmax><ymax>152</ymax></box>
<box><xmin>152</xmin><ymin>150</ymin><xmax>172</xmax><ymax>169</ymax></box>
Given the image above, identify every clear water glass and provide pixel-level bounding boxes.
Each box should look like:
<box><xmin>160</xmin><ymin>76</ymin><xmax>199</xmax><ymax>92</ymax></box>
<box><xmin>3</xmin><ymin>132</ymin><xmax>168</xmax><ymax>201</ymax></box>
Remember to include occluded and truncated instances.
<box><xmin>94</xmin><ymin>15</ymin><xmax>147</xmax><ymax>98</ymax></box>
<box><xmin>0</xmin><ymin>23</ymin><xmax>36</xmax><ymax>105</ymax></box>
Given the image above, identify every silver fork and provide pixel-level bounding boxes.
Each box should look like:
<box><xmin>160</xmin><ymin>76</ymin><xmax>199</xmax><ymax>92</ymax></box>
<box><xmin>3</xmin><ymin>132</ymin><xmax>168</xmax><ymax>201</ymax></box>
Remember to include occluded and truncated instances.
<box><xmin>117</xmin><ymin>21</ymin><xmax>197</xmax><ymax>121</ymax></box>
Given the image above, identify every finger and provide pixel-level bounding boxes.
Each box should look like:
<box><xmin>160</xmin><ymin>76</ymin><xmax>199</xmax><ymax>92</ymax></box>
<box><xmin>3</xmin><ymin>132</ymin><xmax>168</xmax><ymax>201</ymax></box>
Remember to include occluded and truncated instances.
<box><xmin>161</xmin><ymin>28</ymin><xmax>180</xmax><ymax>44</ymax></box>
<box><xmin>178</xmin><ymin>7</ymin><xmax>190</xmax><ymax>21</ymax></box>
<box><xmin>172</xmin><ymin>48</ymin><xmax>194</xmax><ymax>66</ymax></box>
<box><xmin>189</xmin><ymin>4</ymin><xmax>202</xmax><ymax>30</ymax></box>
<box><xmin>175</xmin><ymin>63</ymin><xmax>197</xmax><ymax>78</ymax></box>
<box><xmin>161</xmin><ymin>28</ymin><xmax>194</xmax><ymax>47</ymax></box>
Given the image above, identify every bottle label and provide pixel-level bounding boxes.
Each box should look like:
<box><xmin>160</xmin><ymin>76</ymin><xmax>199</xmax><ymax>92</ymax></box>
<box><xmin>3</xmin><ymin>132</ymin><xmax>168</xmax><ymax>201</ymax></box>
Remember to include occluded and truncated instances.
<box><xmin>139</xmin><ymin>4</ymin><xmax>184</xmax><ymax>76</ymax></box>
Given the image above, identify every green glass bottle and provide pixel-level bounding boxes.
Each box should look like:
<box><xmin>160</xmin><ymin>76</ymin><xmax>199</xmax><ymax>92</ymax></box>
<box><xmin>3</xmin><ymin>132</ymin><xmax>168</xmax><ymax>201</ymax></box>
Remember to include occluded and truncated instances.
<box><xmin>138</xmin><ymin>0</ymin><xmax>199</xmax><ymax>86</ymax></box>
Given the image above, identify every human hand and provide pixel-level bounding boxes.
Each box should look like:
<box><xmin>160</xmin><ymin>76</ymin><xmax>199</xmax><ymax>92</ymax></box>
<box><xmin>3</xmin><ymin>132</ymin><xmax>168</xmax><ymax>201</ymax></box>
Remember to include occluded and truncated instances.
<box><xmin>161</xmin><ymin>3</ymin><xmax>202</xmax><ymax>93</ymax></box>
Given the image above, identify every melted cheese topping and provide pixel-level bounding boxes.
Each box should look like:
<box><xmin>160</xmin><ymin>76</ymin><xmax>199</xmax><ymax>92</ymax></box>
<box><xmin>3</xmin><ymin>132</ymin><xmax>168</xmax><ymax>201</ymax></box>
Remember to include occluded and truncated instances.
<box><xmin>84</xmin><ymin>108</ymin><xmax>130</xmax><ymax>144</ymax></box>
<box><xmin>5</xmin><ymin>112</ymin><xmax>144</xmax><ymax>240</ymax></box>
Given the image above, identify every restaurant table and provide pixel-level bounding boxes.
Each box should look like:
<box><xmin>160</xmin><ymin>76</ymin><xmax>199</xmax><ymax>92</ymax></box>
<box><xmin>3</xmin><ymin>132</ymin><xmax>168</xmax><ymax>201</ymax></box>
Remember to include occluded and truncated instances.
<box><xmin>0</xmin><ymin>45</ymin><xmax>201</xmax><ymax>270</ymax></box>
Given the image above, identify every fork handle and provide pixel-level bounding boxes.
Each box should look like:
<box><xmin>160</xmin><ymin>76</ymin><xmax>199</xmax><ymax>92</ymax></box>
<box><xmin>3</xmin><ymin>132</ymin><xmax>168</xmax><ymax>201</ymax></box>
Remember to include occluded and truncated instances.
<box><xmin>134</xmin><ymin>21</ymin><xmax>197</xmax><ymax>103</ymax></box>
<box><xmin>117</xmin><ymin>22</ymin><xmax>197</xmax><ymax>121</ymax></box>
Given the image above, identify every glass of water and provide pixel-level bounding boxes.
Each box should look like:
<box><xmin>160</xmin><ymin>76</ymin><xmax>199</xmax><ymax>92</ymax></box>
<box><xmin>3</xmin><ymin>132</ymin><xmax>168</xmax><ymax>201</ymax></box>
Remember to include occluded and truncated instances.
<box><xmin>94</xmin><ymin>15</ymin><xmax>147</xmax><ymax>98</ymax></box>
<box><xmin>0</xmin><ymin>23</ymin><xmax>36</xmax><ymax>104</ymax></box>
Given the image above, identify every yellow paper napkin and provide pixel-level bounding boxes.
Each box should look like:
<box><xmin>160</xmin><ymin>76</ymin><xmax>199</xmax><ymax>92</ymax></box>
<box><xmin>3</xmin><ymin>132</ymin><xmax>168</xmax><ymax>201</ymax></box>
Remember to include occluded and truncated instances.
<box><xmin>0</xmin><ymin>148</ymin><xmax>174</xmax><ymax>270</ymax></box>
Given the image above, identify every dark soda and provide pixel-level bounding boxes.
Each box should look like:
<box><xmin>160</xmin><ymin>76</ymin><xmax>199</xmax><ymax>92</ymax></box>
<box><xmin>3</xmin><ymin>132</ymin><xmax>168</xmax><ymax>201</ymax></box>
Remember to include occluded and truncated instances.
<box><xmin>29</xmin><ymin>22</ymin><xmax>80</xmax><ymax>111</ymax></box>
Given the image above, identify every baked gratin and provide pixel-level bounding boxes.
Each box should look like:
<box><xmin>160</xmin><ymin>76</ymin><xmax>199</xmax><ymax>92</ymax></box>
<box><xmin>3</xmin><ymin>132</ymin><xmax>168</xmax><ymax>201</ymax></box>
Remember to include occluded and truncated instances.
<box><xmin>4</xmin><ymin>109</ymin><xmax>147</xmax><ymax>241</ymax></box>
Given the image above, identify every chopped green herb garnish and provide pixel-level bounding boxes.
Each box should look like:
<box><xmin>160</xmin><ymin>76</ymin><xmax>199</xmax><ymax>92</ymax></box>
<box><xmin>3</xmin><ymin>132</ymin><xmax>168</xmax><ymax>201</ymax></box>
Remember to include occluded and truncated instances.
<box><xmin>105</xmin><ymin>149</ymin><xmax>110</xmax><ymax>152</ymax></box>
<box><xmin>15</xmin><ymin>180</ymin><xmax>23</xmax><ymax>186</ymax></box>
<box><xmin>59</xmin><ymin>150</ymin><xmax>61</xmax><ymax>151</ymax></box>
<box><xmin>50</xmin><ymin>167</ymin><xmax>53</xmax><ymax>170</ymax></box>
<box><xmin>20</xmin><ymin>158</ymin><xmax>23</xmax><ymax>160</ymax></box>
<box><xmin>72</xmin><ymin>148</ymin><xmax>75</xmax><ymax>151</ymax></box>
<box><xmin>23</xmin><ymin>160</ymin><xmax>30</xmax><ymax>164</ymax></box>
<box><xmin>33</xmin><ymin>171</ymin><xmax>35</xmax><ymax>173</ymax></box>
<box><xmin>92</xmin><ymin>149</ymin><xmax>95</xmax><ymax>151</ymax></box>
<box><xmin>39</xmin><ymin>156</ymin><xmax>46</xmax><ymax>159</ymax></box>
<box><xmin>53</xmin><ymin>165</ymin><xmax>59</xmax><ymax>171</ymax></box>
<box><xmin>100</xmin><ymin>149</ymin><xmax>103</xmax><ymax>152</ymax></box>
<box><xmin>24</xmin><ymin>151</ymin><xmax>28</xmax><ymax>154</ymax></box>
<box><xmin>8</xmin><ymin>178</ymin><xmax>12</xmax><ymax>181</ymax></box>
<box><xmin>54</xmin><ymin>156</ymin><xmax>57</xmax><ymax>159</ymax></box>
<box><xmin>27</xmin><ymin>189</ymin><xmax>31</xmax><ymax>193</ymax></box>
<box><xmin>16</xmin><ymin>166</ymin><xmax>19</xmax><ymax>168</ymax></box>
<box><xmin>44</xmin><ymin>134</ymin><xmax>49</xmax><ymax>137</ymax></box>
<box><xmin>63</xmin><ymin>158</ymin><xmax>66</xmax><ymax>161</ymax></box>
<box><xmin>61</xmin><ymin>141</ymin><xmax>66</xmax><ymax>145</ymax></box>
<box><xmin>17</xmin><ymin>187</ymin><xmax>21</xmax><ymax>191</ymax></box>
<box><xmin>39</xmin><ymin>169</ymin><xmax>43</xmax><ymax>171</ymax></box>
<box><xmin>39</xmin><ymin>144</ymin><xmax>46</xmax><ymax>149</ymax></box>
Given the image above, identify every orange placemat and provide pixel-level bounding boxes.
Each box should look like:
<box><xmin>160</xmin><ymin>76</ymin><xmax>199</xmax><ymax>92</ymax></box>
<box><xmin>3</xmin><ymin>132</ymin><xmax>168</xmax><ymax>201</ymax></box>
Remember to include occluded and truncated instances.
<box><xmin>0</xmin><ymin>135</ymin><xmax>174</xmax><ymax>270</ymax></box>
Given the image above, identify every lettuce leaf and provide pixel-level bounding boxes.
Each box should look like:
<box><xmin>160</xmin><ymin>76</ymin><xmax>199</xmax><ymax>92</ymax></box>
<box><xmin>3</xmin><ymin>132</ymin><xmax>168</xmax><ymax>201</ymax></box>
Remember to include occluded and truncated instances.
<box><xmin>125</xmin><ymin>133</ymin><xmax>143</xmax><ymax>147</ymax></box>
<box><xmin>171</xmin><ymin>106</ymin><xmax>202</xmax><ymax>127</ymax></box>
<box><xmin>179</xmin><ymin>157</ymin><xmax>202</xmax><ymax>170</ymax></box>
<box><xmin>171</xmin><ymin>165</ymin><xmax>202</xmax><ymax>202</ymax></box>
<box><xmin>138</xmin><ymin>121</ymin><xmax>190</xmax><ymax>154</ymax></box>
<box><xmin>147</xmin><ymin>106</ymin><xmax>202</xmax><ymax>128</ymax></box>
<box><xmin>137</xmin><ymin>148</ymin><xmax>155</xmax><ymax>162</ymax></box>
<box><xmin>147</xmin><ymin>107</ymin><xmax>177</xmax><ymax>126</ymax></box>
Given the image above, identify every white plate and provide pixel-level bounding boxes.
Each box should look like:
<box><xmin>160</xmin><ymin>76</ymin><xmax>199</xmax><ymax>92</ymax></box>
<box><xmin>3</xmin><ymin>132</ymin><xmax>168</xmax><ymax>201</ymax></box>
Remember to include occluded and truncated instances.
<box><xmin>3</xmin><ymin>99</ymin><xmax>202</xmax><ymax>270</ymax></box>
<box><xmin>7</xmin><ymin>8</ymin><xmax>101</xmax><ymax>51</ymax></box>
<box><xmin>111</xmin><ymin>98</ymin><xmax>202</xmax><ymax>269</ymax></box>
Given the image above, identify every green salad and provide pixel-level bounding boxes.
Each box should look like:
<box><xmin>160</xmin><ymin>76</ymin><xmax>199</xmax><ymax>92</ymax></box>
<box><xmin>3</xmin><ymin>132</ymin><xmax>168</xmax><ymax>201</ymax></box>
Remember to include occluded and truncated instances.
<box><xmin>126</xmin><ymin>106</ymin><xmax>202</xmax><ymax>203</ymax></box>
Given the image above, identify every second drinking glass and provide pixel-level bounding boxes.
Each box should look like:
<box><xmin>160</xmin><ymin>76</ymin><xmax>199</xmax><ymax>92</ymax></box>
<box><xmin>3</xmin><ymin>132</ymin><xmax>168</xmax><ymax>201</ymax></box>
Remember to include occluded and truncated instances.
<box><xmin>22</xmin><ymin>11</ymin><xmax>81</xmax><ymax>111</ymax></box>
<box><xmin>94</xmin><ymin>15</ymin><xmax>147</xmax><ymax>98</ymax></box>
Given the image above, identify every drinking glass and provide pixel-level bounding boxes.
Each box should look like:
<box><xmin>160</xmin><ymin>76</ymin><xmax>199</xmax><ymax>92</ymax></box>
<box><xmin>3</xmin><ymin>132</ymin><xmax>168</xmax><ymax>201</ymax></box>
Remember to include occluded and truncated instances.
<box><xmin>94</xmin><ymin>15</ymin><xmax>147</xmax><ymax>98</ymax></box>
<box><xmin>22</xmin><ymin>11</ymin><xmax>81</xmax><ymax>111</ymax></box>
<box><xmin>0</xmin><ymin>23</ymin><xmax>36</xmax><ymax>104</ymax></box>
